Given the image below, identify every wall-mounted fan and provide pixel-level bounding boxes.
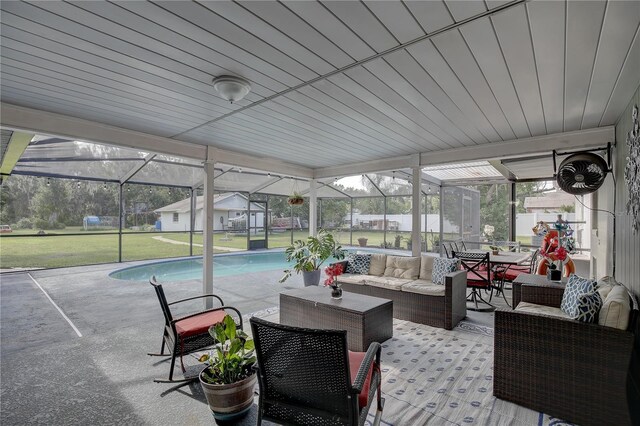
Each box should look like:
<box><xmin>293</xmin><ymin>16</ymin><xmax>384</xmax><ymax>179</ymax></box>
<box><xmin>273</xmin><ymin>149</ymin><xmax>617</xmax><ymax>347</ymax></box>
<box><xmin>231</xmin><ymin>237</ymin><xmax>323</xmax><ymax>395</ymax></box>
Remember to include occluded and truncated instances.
<box><xmin>553</xmin><ymin>144</ymin><xmax>611</xmax><ymax>195</ymax></box>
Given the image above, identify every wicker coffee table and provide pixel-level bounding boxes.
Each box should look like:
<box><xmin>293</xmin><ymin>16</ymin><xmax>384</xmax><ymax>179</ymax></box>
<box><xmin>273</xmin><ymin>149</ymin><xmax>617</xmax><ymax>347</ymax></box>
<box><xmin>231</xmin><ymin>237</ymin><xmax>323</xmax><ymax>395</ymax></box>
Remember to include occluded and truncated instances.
<box><xmin>279</xmin><ymin>287</ymin><xmax>393</xmax><ymax>351</ymax></box>
<box><xmin>512</xmin><ymin>273</ymin><xmax>567</xmax><ymax>309</ymax></box>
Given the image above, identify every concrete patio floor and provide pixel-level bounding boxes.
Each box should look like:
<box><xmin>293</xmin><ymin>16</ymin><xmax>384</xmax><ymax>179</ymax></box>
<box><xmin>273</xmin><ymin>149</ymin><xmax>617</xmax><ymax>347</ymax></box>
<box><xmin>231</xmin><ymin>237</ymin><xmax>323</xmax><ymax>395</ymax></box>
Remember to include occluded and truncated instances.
<box><xmin>0</xmin><ymin>259</ymin><xmax>509</xmax><ymax>425</ymax></box>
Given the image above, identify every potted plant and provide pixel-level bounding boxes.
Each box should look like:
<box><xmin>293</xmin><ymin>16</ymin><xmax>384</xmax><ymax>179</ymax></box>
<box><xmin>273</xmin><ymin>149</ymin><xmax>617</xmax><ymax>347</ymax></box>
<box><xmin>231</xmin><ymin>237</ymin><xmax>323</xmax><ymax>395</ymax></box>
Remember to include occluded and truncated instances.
<box><xmin>287</xmin><ymin>193</ymin><xmax>304</xmax><ymax>205</ymax></box>
<box><xmin>405</xmin><ymin>236</ymin><xmax>412</xmax><ymax>251</ymax></box>
<box><xmin>357</xmin><ymin>237</ymin><xmax>368</xmax><ymax>247</ymax></box>
<box><xmin>489</xmin><ymin>244</ymin><xmax>500</xmax><ymax>256</ymax></box>
<box><xmin>280</xmin><ymin>229</ymin><xmax>346</xmax><ymax>286</ymax></box>
<box><xmin>198</xmin><ymin>315</ymin><xmax>257</xmax><ymax>421</ymax></box>
<box><xmin>394</xmin><ymin>234</ymin><xmax>402</xmax><ymax>249</ymax></box>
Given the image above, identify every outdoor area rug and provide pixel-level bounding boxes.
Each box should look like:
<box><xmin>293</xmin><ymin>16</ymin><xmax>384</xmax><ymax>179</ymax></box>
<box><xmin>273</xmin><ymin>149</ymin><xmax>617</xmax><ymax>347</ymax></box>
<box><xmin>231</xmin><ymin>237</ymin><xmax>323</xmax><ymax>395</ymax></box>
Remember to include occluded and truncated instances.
<box><xmin>191</xmin><ymin>308</ymin><xmax>574</xmax><ymax>426</ymax></box>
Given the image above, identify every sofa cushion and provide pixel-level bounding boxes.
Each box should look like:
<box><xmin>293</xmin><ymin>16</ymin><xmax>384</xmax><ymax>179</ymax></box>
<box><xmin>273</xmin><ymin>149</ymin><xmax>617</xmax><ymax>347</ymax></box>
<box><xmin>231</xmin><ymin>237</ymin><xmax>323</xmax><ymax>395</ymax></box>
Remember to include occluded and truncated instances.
<box><xmin>345</xmin><ymin>253</ymin><xmax>371</xmax><ymax>275</ymax></box>
<box><xmin>596</xmin><ymin>276</ymin><xmax>617</xmax><ymax>300</ymax></box>
<box><xmin>574</xmin><ymin>291</ymin><xmax>602</xmax><ymax>323</ymax></box>
<box><xmin>419</xmin><ymin>255</ymin><xmax>435</xmax><ymax>280</ymax></box>
<box><xmin>365</xmin><ymin>276</ymin><xmax>412</xmax><ymax>290</ymax></box>
<box><xmin>368</xmin><ymin>254</ymin><xmax>387</xmax><ymax>276</ymax></box>
<box><xmin>431</xmin><ymin>257</ymin><xmax>459</xmax><ymax>285</ymax></box>
<box><xmin>560</xmin><ymin>274</ymin><xmax>596</xmax><ymax>318</ymax></box>
<box><xmin>384</xmin><ymin>256</ymin><xmax>420</xmax><ymax>279</ymax></box>
<box><xmin>515</xmin><ymin>302</ymin><xmax>570</xmax><ymax>319</ymax></box>
<box><xmin>339</xmin><ymin>274</ymin><xmax>369</xmax><ymax>286</ymax></box>
<box><xmin>401</xmin><ymin>279</ymin><xmax>446</xmax><ymax>296</ymax></box>
<box><xmin>598</xmin><ymin>285</ymin><xmax>631</xmax><ymax>330</ymax></box>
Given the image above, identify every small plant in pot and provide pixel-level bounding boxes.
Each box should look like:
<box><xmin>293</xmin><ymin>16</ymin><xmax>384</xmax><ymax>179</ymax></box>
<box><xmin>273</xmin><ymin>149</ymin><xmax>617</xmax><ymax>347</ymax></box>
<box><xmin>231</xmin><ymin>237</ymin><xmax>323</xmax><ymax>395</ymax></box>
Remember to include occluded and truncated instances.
<box><xmin>287</xmin><ymin>192</ymin><xmax>304</xmax><ymax>205</ymax></box>
<box><xmin>280</xmin><ymin>229</ymin><xmax>347</xmax><ymax>286</ymax></box>
<box><xmin>198</xmin><ymin>315</ymin><xmax>257</xmax><ymax>421</ymax></box>
<box><xmin>357</xmin><ymin>237</ymin><xmax>368</xmax><ymax>247</ymax></box>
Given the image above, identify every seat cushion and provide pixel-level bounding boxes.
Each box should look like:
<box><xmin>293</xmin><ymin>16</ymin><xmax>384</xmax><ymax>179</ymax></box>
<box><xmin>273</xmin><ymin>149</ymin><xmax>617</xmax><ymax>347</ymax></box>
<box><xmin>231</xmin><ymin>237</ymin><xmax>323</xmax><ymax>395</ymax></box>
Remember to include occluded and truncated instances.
<box><xmin>348</xmin><ymin>351</ymin><xmax>374</xmax><ymax>409</ymax></box>
<box><xmin>419</xmin><ymin>255</ymin><xmax>435</xmax><ymax>280</ymax></box>
<box><xmin>175</xmin><ymin>310</ymin><xmax>227</xmax><ymax>338</ymax></box>
<box><xmin>598</xmin><ymin>284</ymin><xmax>631</xmax><ymax>330</ymax></box>
<box><xmin>515</xmin><ymin>302</ymin><xmax>570</xmax><ymax>319</ymax></box>
<box><xmin>495</xmin><ymin>266</ymin><xmax>529</xmax><ymax>282</ymax></box>
<box><xmin>368</xmin><ymin>253</ymin><xmax>387</xmax><ymax>276</ymax></box>
<box><xmin>339</xmin><ymin>274</ymin><xmax>369</xmax><ymax>286</ymax></box>
<box><xmin>401</xmin><ymin>279</ymin><xmax>446</xmax><ymax>296</ymax></box>
<box><xmin>345</xmin><ymin>253</ymin><xmax>372</xmax><ymax>275</ymax></box>
<box><xmin>384</xmin><ymin>256</ymin><xmax>420</xmax><ymax>279</ymax></box>
<box><xmin>596</xmin><ymin>276</ymin><xmax>618</xmax><ymax>300</ymax></box>
<box><xmin>466</xmin><ymin>271</ymin><xmax>494</xmax><ymax>287</ymax></box>
<box><xmin>365</xmin><ymin>276</ymin><xmax>411</xmax><ymax>290</ymax></box>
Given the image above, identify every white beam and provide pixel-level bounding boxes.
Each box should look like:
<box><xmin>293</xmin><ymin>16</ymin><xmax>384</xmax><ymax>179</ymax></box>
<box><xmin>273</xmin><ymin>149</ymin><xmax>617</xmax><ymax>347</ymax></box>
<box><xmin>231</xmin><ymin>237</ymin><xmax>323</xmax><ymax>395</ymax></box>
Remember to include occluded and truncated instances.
<box><xmin>202</xmin><ymin>148</ymin><xmax>215</xmax><ymax>309</ymax></box>
<box><xmin>411</xmin><ymin>167</ymin><xmax>422</xmax><ymax>257</ymax></box>
<box><xmin>0</xmin><ymin>131</ymin><xmax>33</xmax><ymax>176</ymax></box>
<box><xmin>309</xmin><ymin>179</ymin><xmax>317</xmax><ymax>237</ymax></box>
<box><xmin>314</xmin><ymin>154</ymin><xmax>420</xmax><ymax>179</ymax></box>
<box><xmin>420</xmin><ymin>127</ymin><xmax>614</xmax><ymax>166</ymax></box>
<box><xmin>0</xmin><ymin>103</ymin><xmax>313</xmax><ymax>178</ymax></box>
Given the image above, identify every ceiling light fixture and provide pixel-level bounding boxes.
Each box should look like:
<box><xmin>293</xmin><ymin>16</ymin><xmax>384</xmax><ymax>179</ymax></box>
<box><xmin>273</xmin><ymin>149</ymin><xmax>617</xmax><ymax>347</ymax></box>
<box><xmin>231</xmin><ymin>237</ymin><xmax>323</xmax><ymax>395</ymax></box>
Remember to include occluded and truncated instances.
<box><xmin>212</xmin><ymin>75</ymin><xmax>251</xmax><ymax>104</ymax></box>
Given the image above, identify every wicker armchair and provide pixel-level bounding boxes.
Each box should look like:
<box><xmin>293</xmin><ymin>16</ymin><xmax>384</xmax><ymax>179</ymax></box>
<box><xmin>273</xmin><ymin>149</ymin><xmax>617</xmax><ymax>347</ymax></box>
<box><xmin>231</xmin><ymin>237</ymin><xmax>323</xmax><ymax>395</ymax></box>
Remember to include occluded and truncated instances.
<box><xmin>250</xmin><ymin>317</ymin><xmax>384</xmax><ymax>426</ymax></box>
<box><xmin>494</xmin><ymin>283</ymin><xmax>639</xmax><ymax>426</ymax></box>
<box><xmin>148</xmin><ymin>277</ymin><xmax>243</xmax><ymax>383</ymax></box>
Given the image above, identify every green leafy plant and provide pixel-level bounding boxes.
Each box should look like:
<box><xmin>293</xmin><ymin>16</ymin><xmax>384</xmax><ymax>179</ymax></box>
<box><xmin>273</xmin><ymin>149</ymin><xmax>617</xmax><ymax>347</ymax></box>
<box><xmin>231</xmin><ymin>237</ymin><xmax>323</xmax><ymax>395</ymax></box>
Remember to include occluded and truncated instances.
<box><xmin>279</xmin><ymin>229</ymin><xmax>346</xmax><ymax>283</ymax></box>
<box><xmin>198</xmin><ymin>315</ymin><xmax>256</xmax><ymax>385</ymax></box>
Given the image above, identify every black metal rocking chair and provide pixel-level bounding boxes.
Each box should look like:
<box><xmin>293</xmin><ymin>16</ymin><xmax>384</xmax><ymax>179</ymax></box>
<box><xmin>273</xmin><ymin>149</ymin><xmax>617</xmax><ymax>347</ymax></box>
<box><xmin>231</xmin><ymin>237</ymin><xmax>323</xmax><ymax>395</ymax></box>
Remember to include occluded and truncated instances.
<box><xmin>250</xmin><ymin>317</ymin><xmax>384</xmax><ymax>426</ymax></box>
<box><xmin>148</xmin><ymin>276</ymin><xmax>243</xmax><ymax>383</ymax></box>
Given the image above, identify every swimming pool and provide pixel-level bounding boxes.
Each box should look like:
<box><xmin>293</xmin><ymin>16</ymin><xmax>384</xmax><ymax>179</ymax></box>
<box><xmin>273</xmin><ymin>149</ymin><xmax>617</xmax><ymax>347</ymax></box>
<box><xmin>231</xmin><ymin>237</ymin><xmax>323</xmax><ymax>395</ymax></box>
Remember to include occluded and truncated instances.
<box><xmin>109</xmin><ymin>251</ymin><xmax>296</xmax><ymax>281</ymax></box>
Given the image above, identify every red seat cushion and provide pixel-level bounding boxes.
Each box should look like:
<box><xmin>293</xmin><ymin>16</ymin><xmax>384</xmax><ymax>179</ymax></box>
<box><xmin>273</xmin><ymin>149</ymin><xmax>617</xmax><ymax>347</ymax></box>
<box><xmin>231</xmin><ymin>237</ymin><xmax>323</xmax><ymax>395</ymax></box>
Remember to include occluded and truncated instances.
<box><xmin>175</xmin><ymin>310</ymin><xmax>227</xmax><ymax>338</ymax></box>
<box><xmin>348</xmin><ymin>351</ymin><xmax>374</xmax><ymax>409</ymax></box>
<box><xmin>466</xmin><ymin>271</ymin><xmax>494</xmax><ymax>287</ymax></box>
<box><xmin>495</xmin><ymin>267</ymin><xmax>529</xmax><ymax>282</ymax></box>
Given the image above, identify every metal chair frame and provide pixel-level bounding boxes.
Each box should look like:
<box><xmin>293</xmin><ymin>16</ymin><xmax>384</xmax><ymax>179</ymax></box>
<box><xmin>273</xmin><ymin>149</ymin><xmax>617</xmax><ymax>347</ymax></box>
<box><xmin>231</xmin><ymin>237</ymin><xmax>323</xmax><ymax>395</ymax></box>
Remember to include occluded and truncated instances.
<box><xmin>453</xmin><ymin>251</ymin><xmax>495</xmax><ymax>312</ymax></box>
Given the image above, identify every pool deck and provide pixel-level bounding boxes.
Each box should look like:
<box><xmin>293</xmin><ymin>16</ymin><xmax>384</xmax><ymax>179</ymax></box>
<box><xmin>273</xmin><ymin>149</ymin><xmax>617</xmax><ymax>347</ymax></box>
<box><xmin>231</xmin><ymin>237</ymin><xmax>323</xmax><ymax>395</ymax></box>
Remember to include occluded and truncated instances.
<box><xmin>0</xmin><ymin>256</ymin><xmax>504</xmax><ymax>425</ymax></box>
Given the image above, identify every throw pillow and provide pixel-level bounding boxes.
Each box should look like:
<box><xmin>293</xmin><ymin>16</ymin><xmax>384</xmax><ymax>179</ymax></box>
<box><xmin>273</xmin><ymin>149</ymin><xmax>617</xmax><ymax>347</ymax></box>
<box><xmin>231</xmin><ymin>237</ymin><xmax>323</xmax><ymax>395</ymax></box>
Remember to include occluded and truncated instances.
<box><xmin>598</xmin><ymin>285</ymin><xmax>631</xmax><ymax>330</ymax></box>
<box><xmin>431</xmin><ymin>257</ymin><xmax>459</xmax><ymax>285</ymax></box>
<box><xmin>574</xmin><ymin>291</ymin><xmax>603</xmax><ymax>323</ymax></box>
<box><xmin>345</xmin><ymin>253</ymin><xmax>371</xmax><ymax>275</ymax></box>
<box><xmin>561</xmin><ymin>275</ymin><xmax>596</xmax><ymax>318</ymax></box>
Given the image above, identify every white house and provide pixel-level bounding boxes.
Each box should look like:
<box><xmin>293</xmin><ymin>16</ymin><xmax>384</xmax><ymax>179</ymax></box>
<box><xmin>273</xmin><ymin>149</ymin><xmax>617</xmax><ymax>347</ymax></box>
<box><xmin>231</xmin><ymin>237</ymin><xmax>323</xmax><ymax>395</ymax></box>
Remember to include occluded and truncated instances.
<box><xmin>154</xmin><ymin>192</ymin><xmax>266</xmax><ymax>232</ymax></box>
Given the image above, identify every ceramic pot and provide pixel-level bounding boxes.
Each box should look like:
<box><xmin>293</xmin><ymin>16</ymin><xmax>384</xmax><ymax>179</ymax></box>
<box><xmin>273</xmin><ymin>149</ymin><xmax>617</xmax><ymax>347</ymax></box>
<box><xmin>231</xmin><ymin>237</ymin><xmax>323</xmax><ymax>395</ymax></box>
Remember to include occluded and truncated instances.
<box><xmin>199</xmin><ymin>371</ymin><xmax>257</xmax><ymax>421</ymax></box>
<box><xmin>547</xmin><ymin>268</ymin><xmax>562</xmax><ymax>281</ymax></box>
<box><xmin>331</xmin><ymin>286</ymin><xmax>343</xmax><ymax>299</ymax></box>
<box><xmin>302</xmin><ymin>269</ymin><xmax>321</xmax><ymax>286</ymax></box>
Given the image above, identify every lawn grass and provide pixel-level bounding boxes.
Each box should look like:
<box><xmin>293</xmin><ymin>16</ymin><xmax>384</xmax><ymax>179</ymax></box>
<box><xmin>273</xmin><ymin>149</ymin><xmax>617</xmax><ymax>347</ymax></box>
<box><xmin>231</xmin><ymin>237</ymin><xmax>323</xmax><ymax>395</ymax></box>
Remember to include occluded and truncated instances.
<box><xmin>0</xmin><ymin>227</ymin><xmax>536</xmax><ymax>269</ymax></box>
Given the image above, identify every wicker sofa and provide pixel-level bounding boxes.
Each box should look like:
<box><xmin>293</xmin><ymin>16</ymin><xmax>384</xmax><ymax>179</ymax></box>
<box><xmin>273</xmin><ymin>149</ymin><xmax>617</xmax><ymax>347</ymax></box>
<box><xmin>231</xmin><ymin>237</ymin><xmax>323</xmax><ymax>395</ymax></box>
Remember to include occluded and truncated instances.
<box><xmin>336</xmin><ymin>254</ymin><xmax>467</xmax><ymax>330</ymax></box>
<box><xmin>494</xmin><ymin>281</ymin><xmax>639</xmax><ymax>426</ymax></box>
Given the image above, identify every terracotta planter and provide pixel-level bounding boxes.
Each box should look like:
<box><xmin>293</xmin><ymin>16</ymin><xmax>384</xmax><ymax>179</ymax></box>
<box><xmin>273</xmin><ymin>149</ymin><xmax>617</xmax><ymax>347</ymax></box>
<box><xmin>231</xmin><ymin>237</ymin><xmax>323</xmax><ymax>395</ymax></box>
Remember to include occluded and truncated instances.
<box><xmin>357</xmin><ymin>238</ymin><xmax>368</xmax><ymax>247</ymax></box>
<box><xmin>199</xmin><ymin>370</ymin><xmax>257</xmax><ymax>421</ymax></box>
<box><xmin>302</xmin><ymin>269</ymin><xmax>321</xmax><ymax>286</ymax></box>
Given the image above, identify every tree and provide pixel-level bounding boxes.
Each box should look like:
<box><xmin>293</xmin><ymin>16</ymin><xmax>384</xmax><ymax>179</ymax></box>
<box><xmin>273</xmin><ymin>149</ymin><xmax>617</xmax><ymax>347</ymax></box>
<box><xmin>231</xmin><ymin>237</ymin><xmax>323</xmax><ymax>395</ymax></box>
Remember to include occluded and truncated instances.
<box><xmin>30</xmin><ymin>179</ymin><xmax>71</xmax><ymax>226</ymax></box>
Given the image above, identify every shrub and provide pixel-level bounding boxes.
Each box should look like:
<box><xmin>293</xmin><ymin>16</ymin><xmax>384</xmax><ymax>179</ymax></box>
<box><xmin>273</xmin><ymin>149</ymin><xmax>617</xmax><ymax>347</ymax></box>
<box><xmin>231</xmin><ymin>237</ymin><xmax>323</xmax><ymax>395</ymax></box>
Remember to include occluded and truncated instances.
<box><xmin>33</xmin><ymin>219</ymin><xmax>66</xmax><ymax>230</ymax></box>
<box><xmin>14</xmin><ymin>217</ymin><xmax>34</xmax><ymax>229</ymax></box>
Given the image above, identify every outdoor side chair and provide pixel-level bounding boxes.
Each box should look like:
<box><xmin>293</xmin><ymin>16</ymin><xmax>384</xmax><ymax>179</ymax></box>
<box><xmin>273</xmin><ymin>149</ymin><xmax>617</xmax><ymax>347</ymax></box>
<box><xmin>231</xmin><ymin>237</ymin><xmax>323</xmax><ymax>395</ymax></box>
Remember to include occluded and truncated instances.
<box><xmin>148</xmin><ymin>276</ymin><xmax>243</xmax><ymax>383</ymax></box>
<box><xmin>453</xmin><ymin>251</ymin><xmax>495</xmax><ymax>312</ymax></box>
<box><xmin>250</xmin><ymin>317</ymin><xmax>384</xmax><ymax>426</ymax></box>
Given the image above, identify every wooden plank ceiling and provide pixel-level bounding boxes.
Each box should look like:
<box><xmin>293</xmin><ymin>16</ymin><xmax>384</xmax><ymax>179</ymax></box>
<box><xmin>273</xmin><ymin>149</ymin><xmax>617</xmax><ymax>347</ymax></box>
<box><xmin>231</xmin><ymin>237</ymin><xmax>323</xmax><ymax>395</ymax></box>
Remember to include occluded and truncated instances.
<box><xmin>1</xmin><ymin>0</ymin><xmax>638</xmax><ymax>168</ymax></box>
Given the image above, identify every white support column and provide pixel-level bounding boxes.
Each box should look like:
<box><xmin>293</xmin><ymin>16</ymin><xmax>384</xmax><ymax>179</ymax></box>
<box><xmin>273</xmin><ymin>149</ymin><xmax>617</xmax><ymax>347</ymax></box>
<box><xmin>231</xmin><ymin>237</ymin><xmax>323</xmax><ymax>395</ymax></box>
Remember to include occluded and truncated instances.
<box><xmin>412</xmin><ymin>166</ymin><xmax>422</xmax><ymax>257</ymax></box>
<box><xmin>309</xmin><ymin>179</ymin><xmax>317</xmax><ymax>236</ymax></box>
<box><xmin>202</xmin><ymin>152</ymin><xmax>215</xmax><ymax>309</ymax></box>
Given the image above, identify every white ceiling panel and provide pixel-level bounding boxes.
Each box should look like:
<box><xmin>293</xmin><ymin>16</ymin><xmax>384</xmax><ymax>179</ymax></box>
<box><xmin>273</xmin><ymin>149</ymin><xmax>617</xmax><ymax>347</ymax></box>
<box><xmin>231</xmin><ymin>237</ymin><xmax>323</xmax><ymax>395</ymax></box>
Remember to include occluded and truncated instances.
<box><xmin>490</xmin><ymin>5</ymin><xmax>547</xmax><ymax>136</ymax></box>
<box><xmin>1</xmin><ymin>0</ymin><xmax>636</xmax><ymax>172</ymax></box>
<box><xmin>404</xmin><ymin>0</ymin><xmax>454</xmax><ymax>34</ymax></box>
<box><xmin>363</xmin><ymin>0</ymin><xmax>425</xmax><ymax>44</ymax></box>
<box><xmin>431</xmin><ymin>29</ymin><xmax>516</xmax><ymax>140</ymax></box>
<box><xmin>564</xmin><ymin>0</ymin><xmax>607</xmax><ymax>131</ymax></box>
<box><xmin>582</xmin><ymin>0</ymin><xmax>640</xmax><ymax>129</ymax></box>
<box><xmin>527</xmin><ymin>0</ymin><xmax>566</xmax><ymax>134</ymax></box>
<box><xmin>459</xmin><ymin>17</ymin><xmax>531</xmax><ymax>139</ymax></box>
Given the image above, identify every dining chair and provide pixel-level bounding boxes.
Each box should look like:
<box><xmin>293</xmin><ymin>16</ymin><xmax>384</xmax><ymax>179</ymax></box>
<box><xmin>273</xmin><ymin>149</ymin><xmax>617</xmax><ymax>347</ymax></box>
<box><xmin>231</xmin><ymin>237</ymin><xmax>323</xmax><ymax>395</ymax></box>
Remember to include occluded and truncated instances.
<box><xmin>453</xmin><ymin>251</ymin><xmax>494</xmax><ymax>311</ymax></box>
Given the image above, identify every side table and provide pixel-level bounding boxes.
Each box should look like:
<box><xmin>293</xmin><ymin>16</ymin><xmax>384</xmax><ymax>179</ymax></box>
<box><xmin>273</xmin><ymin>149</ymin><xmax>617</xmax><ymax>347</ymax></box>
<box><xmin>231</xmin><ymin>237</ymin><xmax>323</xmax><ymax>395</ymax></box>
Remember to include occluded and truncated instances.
<box><xmin>512</xmin><ymin>273</ymin><xmax>567</xmax><ymax>309</ymax></box>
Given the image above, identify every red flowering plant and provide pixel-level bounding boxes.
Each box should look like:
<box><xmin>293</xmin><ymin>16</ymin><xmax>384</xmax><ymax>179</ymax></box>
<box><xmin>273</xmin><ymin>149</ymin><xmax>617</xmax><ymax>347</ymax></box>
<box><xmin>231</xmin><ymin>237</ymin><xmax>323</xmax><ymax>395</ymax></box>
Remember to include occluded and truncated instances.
<box><xmin>540</xmin><ymin>236</ymin><xmax>568</xmax><ymax>271</ymax></box>
<box><xmin>324</xmin><ymin>263</ymin><xmax>344</xmax><ymax>289</ymax></box>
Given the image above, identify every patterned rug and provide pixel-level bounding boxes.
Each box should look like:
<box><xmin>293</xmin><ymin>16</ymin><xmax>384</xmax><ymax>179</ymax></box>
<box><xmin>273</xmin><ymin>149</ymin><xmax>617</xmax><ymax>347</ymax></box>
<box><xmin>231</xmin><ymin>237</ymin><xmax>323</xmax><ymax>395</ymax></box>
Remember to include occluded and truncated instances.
<box><xmin>194</xmin><ymin>308</ymin><xmax>575</xmax><ymax>425</ymax></box>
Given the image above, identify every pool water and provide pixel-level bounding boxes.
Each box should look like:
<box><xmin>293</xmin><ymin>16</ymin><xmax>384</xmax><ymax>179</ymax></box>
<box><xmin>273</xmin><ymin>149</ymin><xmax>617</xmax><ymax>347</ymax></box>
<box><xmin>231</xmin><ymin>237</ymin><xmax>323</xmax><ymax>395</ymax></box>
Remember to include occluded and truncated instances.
<box><xmin>109</xmin><ymin>251</ymin><xmax>346</xmax><ymax>282</ymax></box>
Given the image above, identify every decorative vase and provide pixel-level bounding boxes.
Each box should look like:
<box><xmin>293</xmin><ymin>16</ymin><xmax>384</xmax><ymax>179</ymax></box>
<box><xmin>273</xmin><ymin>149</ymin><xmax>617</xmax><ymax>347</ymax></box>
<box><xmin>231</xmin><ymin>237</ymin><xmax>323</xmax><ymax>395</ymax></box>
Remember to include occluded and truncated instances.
<box><xmin>331</xmin><ymin>286</ymin><xmax>342</xmax><ymax>299</ymax></box>
<box><xmin>357</xmin><ymin>238</ymin><xmax>368</xmax><ymax>247</ymax></box>
<box><xmin>302</xmin><ymin>269</ymin><xmax>321</xmax><ymax>286</ymax></box>
<box><xmin>199</xmin><ymin>371</ymin><xmax>257</xmax><ymax>421</ymax></box>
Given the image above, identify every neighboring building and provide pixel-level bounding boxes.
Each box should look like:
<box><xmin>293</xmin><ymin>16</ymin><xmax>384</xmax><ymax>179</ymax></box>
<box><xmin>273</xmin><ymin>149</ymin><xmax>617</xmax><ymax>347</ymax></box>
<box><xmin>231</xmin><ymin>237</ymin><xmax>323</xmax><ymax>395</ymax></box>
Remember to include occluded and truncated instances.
<box><xmin>154</xmin><ymin>192</ymin><xmax>265</xmax><ymax>232</ymax></box>
<box><xmin>523</xmin><ymin>192</ymin><xmax>576</xmax><ymax>213</ymax></box>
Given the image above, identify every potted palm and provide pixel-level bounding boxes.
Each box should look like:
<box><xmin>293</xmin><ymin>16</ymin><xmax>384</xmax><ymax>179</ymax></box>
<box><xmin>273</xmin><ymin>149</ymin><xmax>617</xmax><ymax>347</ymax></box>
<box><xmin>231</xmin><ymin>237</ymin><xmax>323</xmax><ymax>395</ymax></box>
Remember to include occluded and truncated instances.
<box><xmin>279</xmin><ymin>229</ymin><xmax>347</xmax><ymax>286</ymax></box>
<box><xmin>198</xmin><ymin>315</ymin><xmax>257</xmax><ymax>421</ymax></box>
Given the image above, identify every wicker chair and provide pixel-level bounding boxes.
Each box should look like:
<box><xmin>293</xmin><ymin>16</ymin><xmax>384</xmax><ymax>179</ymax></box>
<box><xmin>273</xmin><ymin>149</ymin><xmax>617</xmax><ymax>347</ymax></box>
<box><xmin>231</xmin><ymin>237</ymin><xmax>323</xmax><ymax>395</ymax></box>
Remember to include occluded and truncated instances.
<box><xmin>250</xmin><ymin>317</ymin><xmax>384</xmax><ymax>426</ymax></box>
<box><xmin>494</xmin><ymin>283</ymin><xmax>639</xmax><ymax>426</ymax></box>
<box><xmin>148</xmin><ymin>276</ymin><xmax>243</xmax><ymax>383</ymax></box>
